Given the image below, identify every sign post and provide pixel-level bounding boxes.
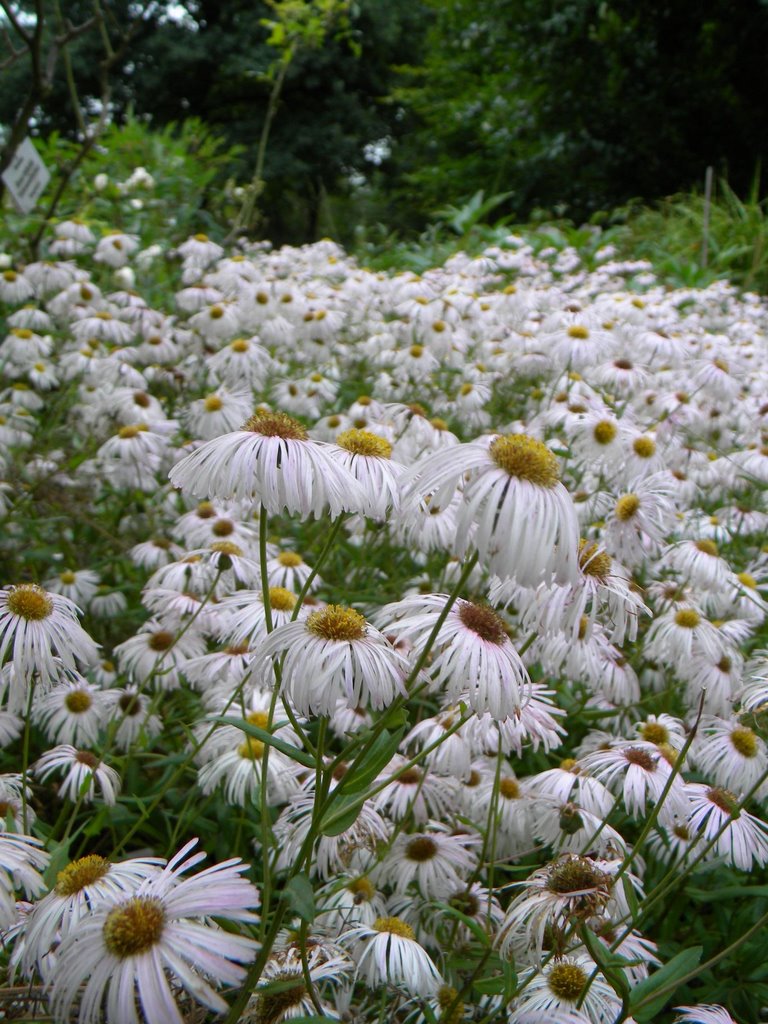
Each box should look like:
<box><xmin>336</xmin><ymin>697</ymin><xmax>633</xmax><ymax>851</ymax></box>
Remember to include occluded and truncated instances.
<box><xmin>1</xmin><ymin>138</ymin><xmax>51</xmax><ymax>214</ymax></box>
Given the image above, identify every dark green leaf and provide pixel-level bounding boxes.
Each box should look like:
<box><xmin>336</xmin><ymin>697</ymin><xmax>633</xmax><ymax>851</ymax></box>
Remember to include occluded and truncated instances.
<box><xmin>212</xmin><ymin>716</ymin><xmax>315</xmax><ymax>769</ymax></box>
<box><xmin>285</xmin><ymin>873</ymin><xmax>315</xmax><ymax>923</ymax></box>
<box><xmin>629</xmin><ymin>947</ymin><xmax>703</xmax><ymax>1021</ymax></box>
<box><xmin>319</xmin><ymin>792</ymin><xmax>365</xmax><ymax>836</ymax></box>
<box><xmin>338</xmin><ymin>726</ymin><xmax>404</xmax><ymax>795</ymax></box>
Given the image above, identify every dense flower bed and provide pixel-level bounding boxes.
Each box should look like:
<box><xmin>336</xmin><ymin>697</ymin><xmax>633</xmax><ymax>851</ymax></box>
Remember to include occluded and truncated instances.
<box><xmin>0</xmin><ymin>220</ymin><xmax>766</xmax><ymax>1023</ymax></box>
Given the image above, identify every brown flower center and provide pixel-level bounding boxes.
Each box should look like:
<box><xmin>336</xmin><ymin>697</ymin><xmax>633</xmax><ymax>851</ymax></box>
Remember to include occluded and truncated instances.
<box><xmin>457</xmin><ymin>601</ymin><xmax>507</xmax><ymax>644</ymax></box>
<box><xmin>241</xmin><ymin>410</ymin><xmax>308</xmax><ymax>440</ymax></box>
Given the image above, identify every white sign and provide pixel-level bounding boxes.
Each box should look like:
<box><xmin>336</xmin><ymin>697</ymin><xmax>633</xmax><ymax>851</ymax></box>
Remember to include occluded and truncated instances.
<box><xmin>1</xmin><ymin>138</ymin><xmax>51</xmax><ymax>214</ymax></box>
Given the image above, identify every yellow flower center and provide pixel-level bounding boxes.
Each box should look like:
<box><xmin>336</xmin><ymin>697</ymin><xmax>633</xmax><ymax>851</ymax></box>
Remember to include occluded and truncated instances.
<box><xmin>238</xmin><ymin>737</ymin><xmax>265</xmax><ymax>759</ymax></box>
<box><xmin>277</xmin><ymin>552</ymin><xmax>302</xmax><ymax>567</ymax></box>
<box><xmin>210</xmin><ymin>541</ymin><xmax>243</xmax><ymax>556</ymax></box>
<box><xmin>460</xmin><ymin>382</ymin><xmax>474</xmax><ymax>396</ymax></box>
<box><xmin>738</xmin><ymin>572</ymin><xmax>757</xmax><ymax>589</ymax></box>
<box><xmin>489</xmin><ymin>434</ymin><xmax>559</xmax><ymax>487</ymax></box>
<box><xmin>212</xmin><ymin>518</ymin><xmax>235</xmax><ymax>536</ymax></box>
<box><xmin>204</xmin><ymin>395</ymin><xmax>223</xmax><ymax>412</ymax></box>
<box><xmin>567</xmin><ymin>325</ymin><xmax>590</xmax><ymax>340</ymax></box>
<box><xmin>59</xmin><ymin>571</ymin><xmax>77</xmax><ymax>585</ymax></box>
<box><xmin>674</xmin><ymin>608</ymin><xmax>701</xmax><ymax>629</ymax></box>
<box><xmin>307</xmin><ymin>605</ymin><xmax>366</xmax><ymax>641</ymax></box>
<box><xmin>707</xmin><ymin>787</ymin><xmax>739</xmax><ymax>815</ymax></box>
<box><xmin>499</xmin><ymin>777</ymin><xmax>520</xmax><ymax>799</ymax></box>
<box><xmin>103</xmin><ymin>897</ymin><xmax>166</xmax><ymax>957</ymax></box>
<box><xmin>409</xmin><ymin>344</ymin><xmax>424</xmax><ymax>357</ymax></box>
<box><xmin>615</xmin><ymin>493</ymin><xmax>640</xmax><ymax>521</ymax></box>
<box><xmin>246</xmin><ymin>710</ymin><xmax>270</xmax><ymax>730</ymax></box>
<box><xmin>6</xmin><ymin>584</ymin><xmax>53</xmax><ymax>620</ymax></box>
<box><xmin>633</xmin><ymin>436</ymin><xmax>656</xmax><ymax>458</ymax></box>
<box><xmin>3</xmin><ymin>270</ymin><xmax>17</xmax><ymax>281</ymax></box>
<box><xmin>695</xmin><ymin>539</ymin><xmax>718</xmax><ymax>557</ymax></box>
<box><xmin>12</xmin><ymin>328</ymin><xmax>32</xmax><ymax>338</ymax></box>
<box><xmin>268</xmin><ymin>587</ymin><xmax>297</xmax><ymax>612</ymax></box>
<box><xmin>348</xmin><ymin>876</ymin><xmax>375</xmax><ymax>901</ymax></box>
<box><xmin>193</xmin><ymin>233</ymin><xmax>209</xmax><ymax>242</ymax></box>
<box><xmin>241</xmin><ymin>410</ymin><xmax>308</xmax><ymax>440</ymax></box>
<box><xmin>55</xmin><ymin>855</ymin><xmax>111</xmax><ymax>896</ymax></box>
<box><xmin>65</xmin><ymin>690</ymin><xmax>93</xmax><ymax>713</ymax></box>
<box><xmin>731</xmin><ymin>726</ymin><xmax>758</xmax><ymax>758</ymax></box>
<box><xmin>373</xmin><ymin>916</ymin><xmax>415</xmax><ymax>939</ymax></box>
<box><xmin>640</xmin><ymin>722</ymin><xmax>669</xmax><ymax>745</ymax></box>
<box><xmin>209</xmin><ymin>305</ymin><xmax>224</xmax><ymax>319</ymax></box>
<box><xmin>593</xmin><ymin>420</ymin><xmax>617</xmax><ymax>445</ymax></box>
<box><xmin>231</xmin><ymin>338</ymin><xmax>249</xmax><ymax>352</ymax></box>
<box><xmin>548</xmin><ymin>962</ymin><xmax>587</xmax><ymax>1001</ymax></box>
<box><xmin>118</xmin><ymin>424</ymin><xmax>146</xmax><ymax>439</ymax></box>
<box><xmin>578</xmin><ymin>541</ymin><xmax>612</xmax><ymax>580</ymax></box>
<box><xmin>336</xmin><ymin>428</ymin><xmax>392</xmax><ymax>458</ymax></box>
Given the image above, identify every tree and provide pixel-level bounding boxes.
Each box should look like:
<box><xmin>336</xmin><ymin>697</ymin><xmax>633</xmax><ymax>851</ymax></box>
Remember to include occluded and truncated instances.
<box><xmin>393</xmin><ymin>0</ymin><xmax>768</xmax><ymax>223</ymax></box>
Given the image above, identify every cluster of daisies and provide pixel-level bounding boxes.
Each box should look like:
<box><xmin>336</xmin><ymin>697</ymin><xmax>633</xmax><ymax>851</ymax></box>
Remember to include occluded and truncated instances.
<box><xmin>0</xmin><ymin>218</ymin><xmax>767</xmax><ymax>1024</ymax></box>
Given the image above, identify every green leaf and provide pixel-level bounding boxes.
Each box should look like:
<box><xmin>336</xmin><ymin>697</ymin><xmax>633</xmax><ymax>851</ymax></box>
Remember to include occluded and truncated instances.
<box><xmin>212</xmin><ymin>716</ymin><xmax>315</xmax><ymax>769</ymax></box>
<box><xmin>688</xmin><ymin>884</ymin><xmax>768</xmax><ymax>901</ymax></box>
<box><xmin>433</xmin><ymin>901</ymin><xmax>492</xmax><ymax>947</ymax></box>
<box><xmin>319</xmin><ymin>792</ymin><xmax>366</xmax><ymax>836</ymax></box>
<box><xmin>628</xmin><ymin>947</ymin><xmax>703</xmax><ymax>1021</ymax></box>
<box><xmin>285</xmin><ymin>873</ymin><xmax>315</xmax><ymax>922</ymax></box>
<box><xmin>338</xmin><ymin>726</ymin><xmax>404</xmax><ymax>795</ymax></box>
<box><xmin>580</xmin><ymin>927</ymin><xmax>631</xmax><ymax>1003</ymax></box>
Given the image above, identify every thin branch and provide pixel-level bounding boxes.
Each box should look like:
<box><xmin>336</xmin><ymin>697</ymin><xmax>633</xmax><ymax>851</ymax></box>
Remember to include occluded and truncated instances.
<box><xmin>0</xmin><ymin>0</ymin><xmax>33</xmax><ymax>45</ymax></box>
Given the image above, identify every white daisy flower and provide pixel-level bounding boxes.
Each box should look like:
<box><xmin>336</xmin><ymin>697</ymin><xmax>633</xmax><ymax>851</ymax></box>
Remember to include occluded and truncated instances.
<box><xmin>341</xmin><ymin>915</ymin><xmax>442</xmax><ymax>996</ymax></box>
<box><xmin>169</xmin><ymin>408</ymin><xmax>365</xmax><ymax>519</ymax></box>
<box><xmin>690</xmin><ymin>716</ymin><xmax>768</xmax><ymax>795</ymax></box>
<box><xmin>0</xmin><ymin>832</ymin><xmax>49</xmax><ymax>929</ymax></box>
<box><xmin>32</xmin><ymin>675</ymin><xmax>107</xmax><ymax>746</ymax></box>
<box><xmin>102</xmin><ymin>686</ymin><xmax>163</xmax><ymax>750</ymax></box>
<box><xmin>644</xmin><ymin>604</ymin><xmax>726</xmax><ymax>673</ymax></box>
<box><xmin>511</xmin><ymin>954</ymin><xmax>621</xmax><ymax>1023</ymax></box>
<box><xmin>183</xmin><ymin>388</ymin><xmax>254</xmax><ymax>441</ymax></box>
<box><xmin>328</xmin><ymin>428</ymin><xmax>407</xmax><ymax>518</ymax></box>
<box><xmin>245</xmin><ymin>943</ymin><xmax>352</xmax><ymax>1023</ymax></box>
<box><xmin>371</xmin><ymin>754</ymin><xmax>460</xmax><ymax>824</ymax></box>
<box><xmin>402</xmin><ymin>432</ymin><xmax>580</xmax><ymax>586</ymax></box>
<box><xmin>274</xmin><ymin>792</ymin><xmax>390</xmax><ymax>880</ymax></box>
<box><xmin>373</xmin><ymin>823</ymin><xmax>478</xmax><ymax>898</ymax></box>
<box><xmin>378</xmin><ymin>594</ymin><xmax>529</xmax><ymax>720</ymax></box>
<box><xmin>497</xmin><ymin>854</ymin><xmax>612</xmax><ymax>960</ymax></box>
<box><xmin>259</xmin><ymin>604</ymin><xmax>409</xmax><ymax>716</ymax></box>
<box><xmin>316</xmin><ymin>875</ymin><xmax>387</xmax><ymax>936</ymax></box>
<box><xmin>686</xmin><ymin>784</ymin><xmax>768</xmax><ymax>870</ymax></box>
<box><xmin>578</xmin><ymin>742</ymin><xmax>689</xmax><ymax>825</ymax></box>
<box><xmin>113</xmin><ymin>619</ymin><xmax>206</xmax><ymax>691</ymax></box>
<box><xmin>49</xmin><ymin>839</ymin><xmax>260</xmax><ymax>1024</ymax></box>
<box><xmin>197</xmin><ymin>730</ymin><xmax>301</xmax><ymax>807</ymax></box>
<box><xmin>42</xmin><ymin>568</ymin><xmax>101</xmax><ymax>607</ymax></box>
<box><xmin>673</xmin><ymin>1005</ymin><xmax>740</xmax><ymax>1024</ymax></box>
<box><xmin>33</xmin><ymin>745</ymin><xmax>121</xmax><ymax>804</ymax></box>
<box><xmin>16</xmin><ymin>851</ymin><xmax>164</xmax><ymax>982</ymax></box>
<box><xmin>0</xmin><ymin>584</ymin><xmax>100</xmax><ymax>706</ymax></box>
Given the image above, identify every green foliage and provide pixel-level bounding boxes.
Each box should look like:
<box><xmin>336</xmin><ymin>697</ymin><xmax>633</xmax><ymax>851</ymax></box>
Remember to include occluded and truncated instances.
<box><xmin>4</xmin><ymin>117</ymin><xmax>244</xmax><ymax>257</ymax></box>
<box><xmin>609</xmin><ymin>178</ymin><xmax>768</xmax><ymax>293</ymax></box>
<box><xmin>391</xmin><ymin>0</ymin><xmax>768</xmax><ymax>225</ymax></box>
